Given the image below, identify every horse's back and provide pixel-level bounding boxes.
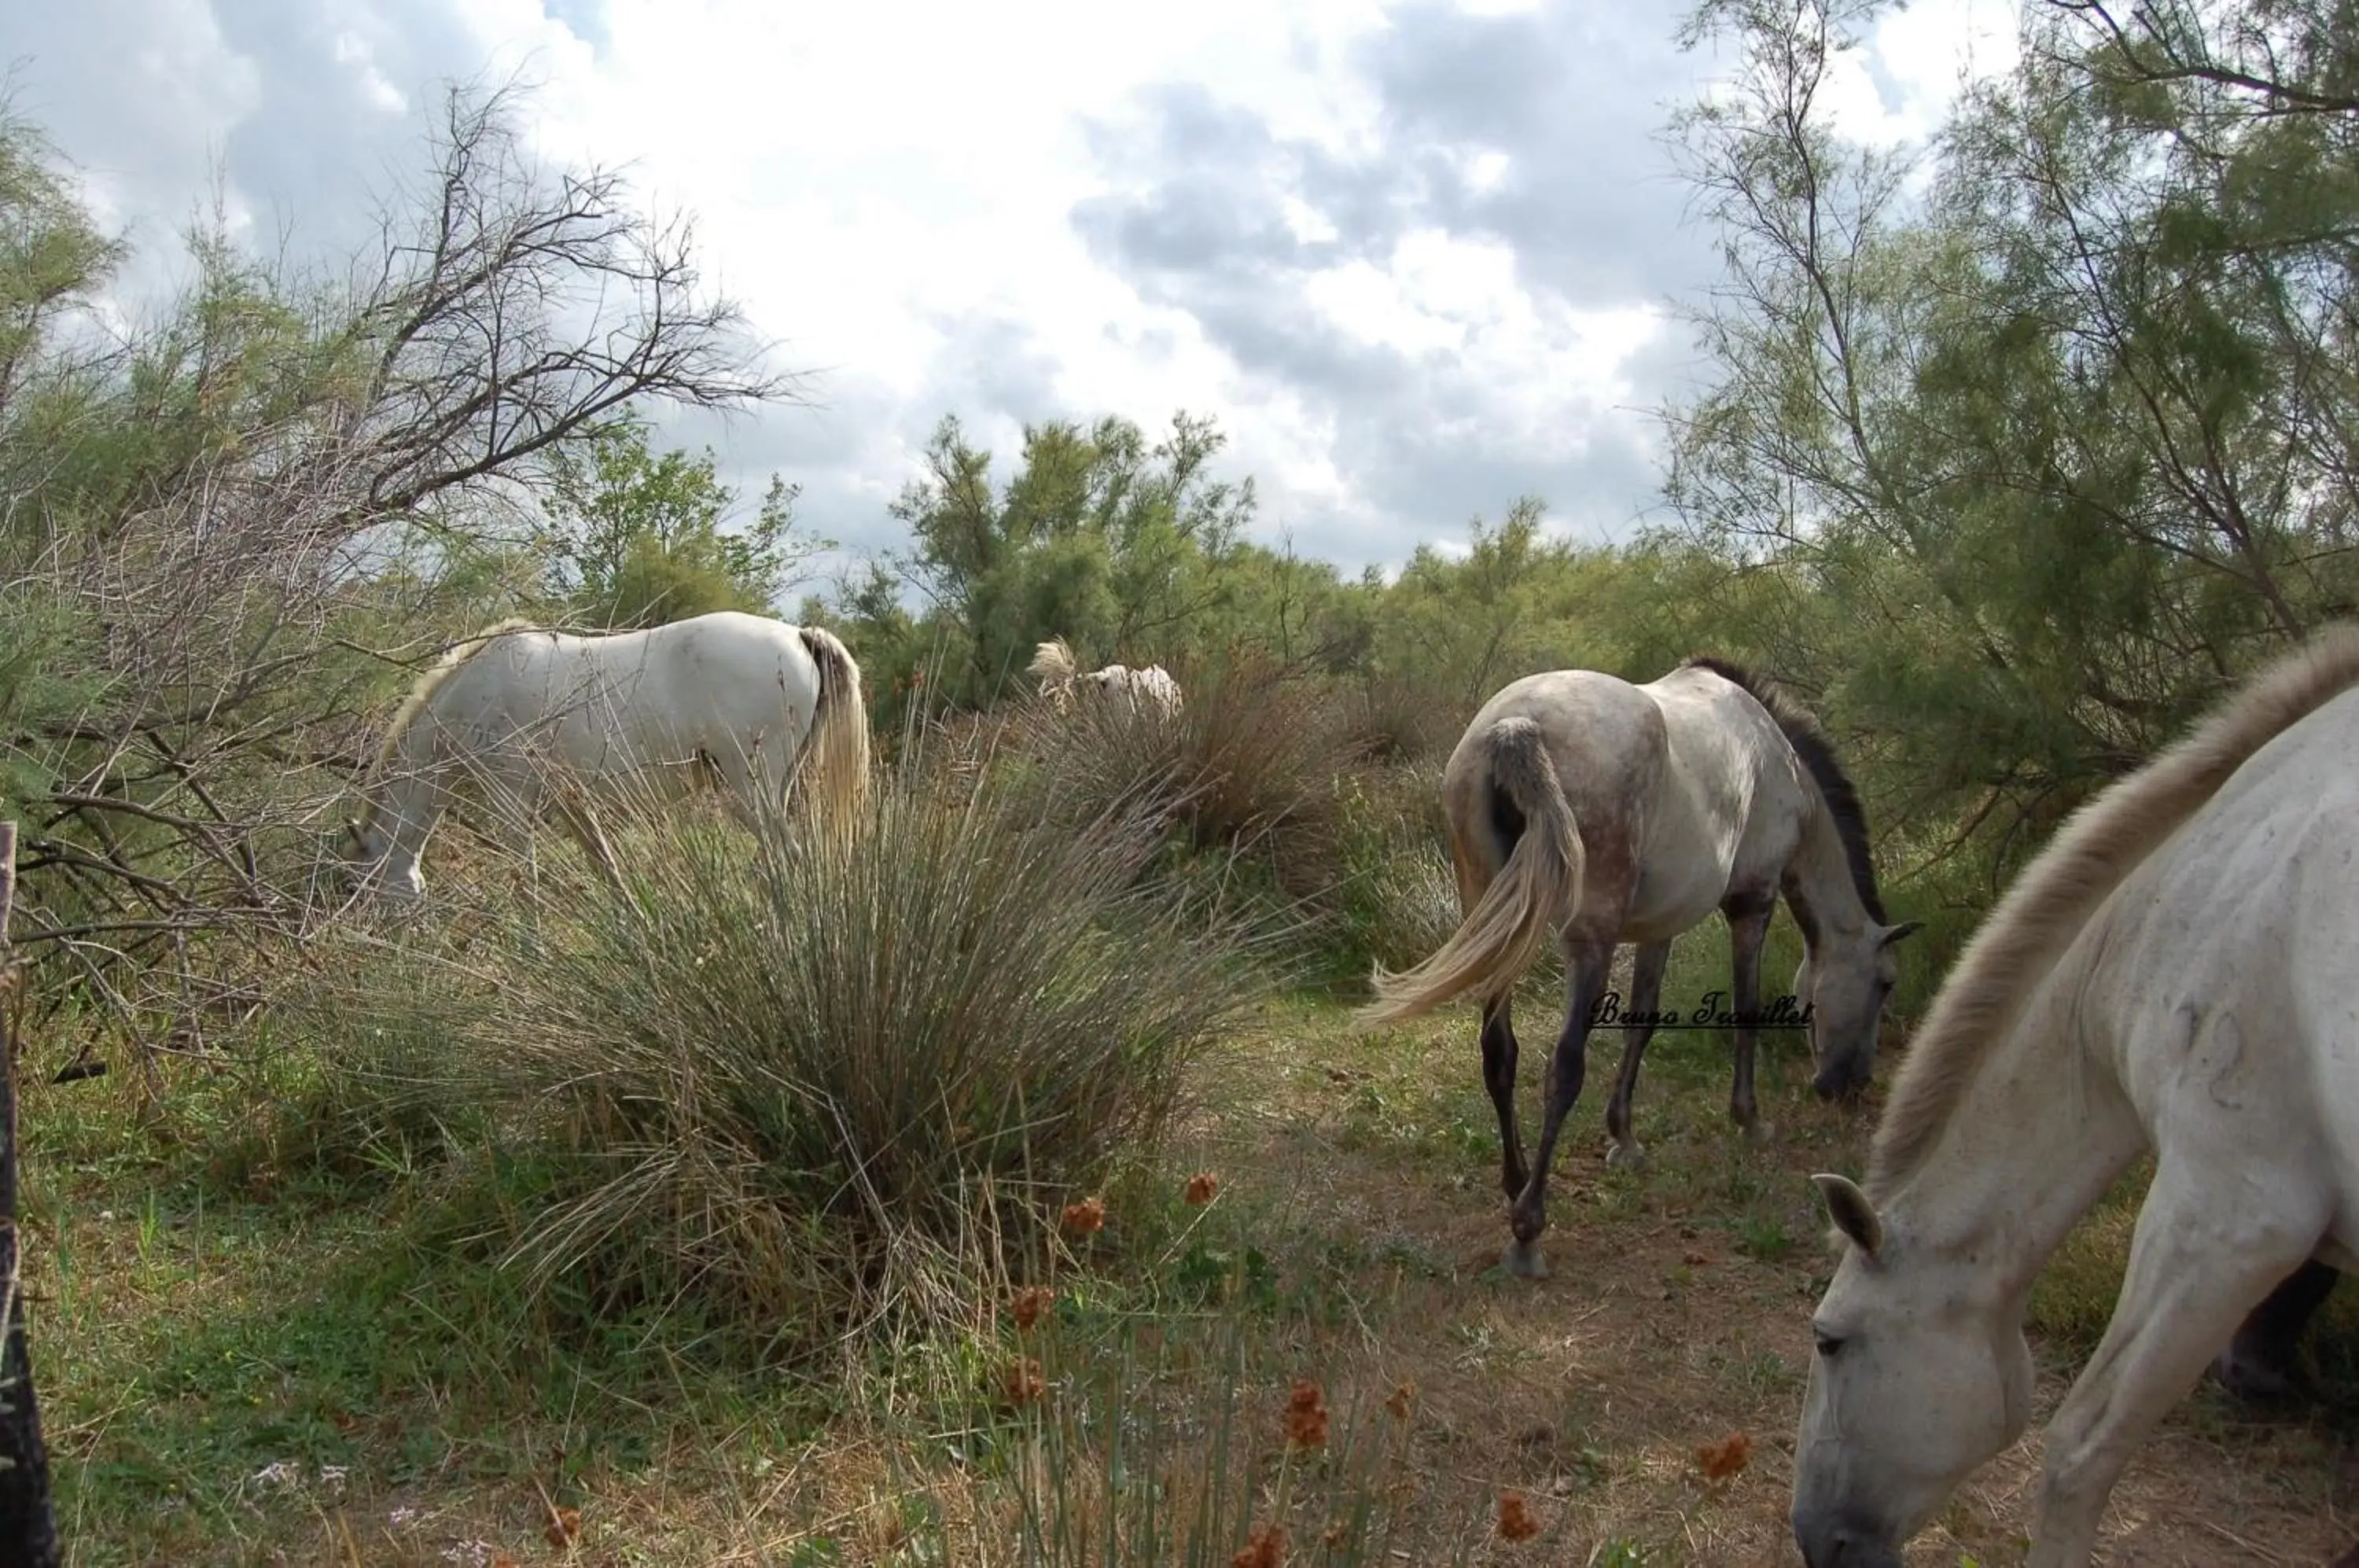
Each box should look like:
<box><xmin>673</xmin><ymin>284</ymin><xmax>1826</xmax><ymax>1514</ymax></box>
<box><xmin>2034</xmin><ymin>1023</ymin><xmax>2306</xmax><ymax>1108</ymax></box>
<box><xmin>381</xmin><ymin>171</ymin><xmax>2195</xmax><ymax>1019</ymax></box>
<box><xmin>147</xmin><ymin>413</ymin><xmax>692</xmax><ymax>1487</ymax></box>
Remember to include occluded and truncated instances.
<box><xmin>2079</xmin><ymin>684</ymin><xmax>2359</xmax><ymax>1203</ymax></box>
<box><xmin>1448</xmin><ymin>670</ymin><xmax>1665</xmax><ymax>792</ymax></box>
<box><xmin>444</xmin><ymin>611</ymin><xmax>818</xmax><ymax>764</ymax></box>
<box><xmin>1640</xmin><ymin>665</ymin><xmax>1816</xmax><ymax>864</ymax></box>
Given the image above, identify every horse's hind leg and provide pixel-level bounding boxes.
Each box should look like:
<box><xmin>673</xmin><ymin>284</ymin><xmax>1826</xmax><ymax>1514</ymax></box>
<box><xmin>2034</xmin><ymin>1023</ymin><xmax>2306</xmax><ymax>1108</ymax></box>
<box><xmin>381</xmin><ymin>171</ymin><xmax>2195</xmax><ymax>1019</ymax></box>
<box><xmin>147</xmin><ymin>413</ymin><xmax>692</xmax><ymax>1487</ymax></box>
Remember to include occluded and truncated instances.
<box><xmin>1723</xmin><ymin>889</ymin><xmax>1776</xmax><ymax>1143</ymax></box>
<box><xmin>1480</xmin><ymin>996</ymin><xmax>1528</xmax><ymax>1205</ymax></box>
<box><xmin>1504</xmin><ymin>934</ymin><xmax>1612</xmax><ymax>1279</ymax></box>
<box><xmin>1603</xmin><ymin>940</ymin><xmax>1669</xmax><ymax>1171</ymax></box>
<box><xmin>2214</xmin><ymin>1257</ymin><xmax>2339</xmax><ymax>1403</ymax></box>
<box><xmin>2029</xmin><ymin>1161</ymin><xmax>2324</xmax><ymax>1566</ymax></box>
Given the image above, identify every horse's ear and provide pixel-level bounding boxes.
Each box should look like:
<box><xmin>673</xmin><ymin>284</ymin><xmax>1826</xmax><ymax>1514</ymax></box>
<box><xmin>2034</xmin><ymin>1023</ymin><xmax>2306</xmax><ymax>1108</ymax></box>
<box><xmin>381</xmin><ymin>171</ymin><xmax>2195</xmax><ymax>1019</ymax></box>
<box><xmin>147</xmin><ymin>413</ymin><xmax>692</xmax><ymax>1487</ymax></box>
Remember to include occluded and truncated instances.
<box><xmin>1812</xmin><ymin>1172</ymin><xmax>1883</xmax><ymax>1258</ymax></box>
<box><xmin>1880</xmin><ymin>919</ymin><xmax>1925</xmax><ymax>948</ymax></box>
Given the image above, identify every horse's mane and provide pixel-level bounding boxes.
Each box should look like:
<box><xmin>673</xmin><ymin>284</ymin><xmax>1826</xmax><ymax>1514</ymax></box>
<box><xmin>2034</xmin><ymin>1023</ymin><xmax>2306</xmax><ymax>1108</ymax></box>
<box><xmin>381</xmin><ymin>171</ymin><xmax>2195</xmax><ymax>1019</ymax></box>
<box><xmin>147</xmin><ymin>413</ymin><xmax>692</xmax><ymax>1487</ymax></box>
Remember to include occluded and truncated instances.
<box><xmin>1678</xmin><ymin>655</ymin><xmax>1886</xmax><ymax>924</ymax></box>
<box><xmin>1867</xmin><ymin>623</ymin><xmax>2359</xmax><ymax>1199</ymax></box>
<box><xmin>357</xmin><ymin>617</ymin><xmax>540</xmax><ymax>823</ymax></box>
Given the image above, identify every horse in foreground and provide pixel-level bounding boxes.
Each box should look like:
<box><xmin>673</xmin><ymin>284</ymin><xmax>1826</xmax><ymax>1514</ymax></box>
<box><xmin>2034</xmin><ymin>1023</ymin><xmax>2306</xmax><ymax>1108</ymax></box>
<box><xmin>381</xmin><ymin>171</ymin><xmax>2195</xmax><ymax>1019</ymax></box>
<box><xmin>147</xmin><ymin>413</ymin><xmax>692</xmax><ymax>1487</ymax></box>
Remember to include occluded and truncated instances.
<box><xmin>1357</xmin><ymin>657</ymin><xmax>1919</xmax><ymax>1276</ymax></box>
<box><xmin>342</xmin><ymin>610</ymin><xmax>870</xmax><ymax>903</ymax></box>
<box><xmin>1029</xmin><ymin>637</ymin><xmax>1183</xmax><ymax>720</ymax></box>
<box><xmin>1792</xmin><ymin>624</ymin><xmax>2359</xmax><ymax>1568</ymax></box>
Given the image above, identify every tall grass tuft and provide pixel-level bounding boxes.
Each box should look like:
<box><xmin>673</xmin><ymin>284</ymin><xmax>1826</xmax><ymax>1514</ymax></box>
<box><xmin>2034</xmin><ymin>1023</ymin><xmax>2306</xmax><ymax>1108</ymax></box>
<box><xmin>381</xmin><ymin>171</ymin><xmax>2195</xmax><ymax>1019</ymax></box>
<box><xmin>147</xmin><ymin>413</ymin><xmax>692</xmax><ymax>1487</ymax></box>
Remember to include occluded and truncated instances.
<box><xmin>277</xmin><ymin>754</ymin><xmax>1272</xmax><ymax>1359</ymax></box>
<box><xmin>994</xmin><ymin>651</ymin><xmax>1370</xmax><ymax>902</ymax></box>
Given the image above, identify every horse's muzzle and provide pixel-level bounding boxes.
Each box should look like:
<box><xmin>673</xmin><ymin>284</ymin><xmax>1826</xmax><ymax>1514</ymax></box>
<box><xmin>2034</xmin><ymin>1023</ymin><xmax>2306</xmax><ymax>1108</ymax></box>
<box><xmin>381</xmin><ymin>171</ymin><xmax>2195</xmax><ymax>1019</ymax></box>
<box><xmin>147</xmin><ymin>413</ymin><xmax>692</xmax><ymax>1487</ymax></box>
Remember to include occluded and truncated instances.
<box><xmin>1793</xmin><ymin>1512</ymin><xmax>1904</xmax><ymax>1568</ymax></box>
<box><xmin>1811</xmin><ymin>1061</ymin><xmax>1871</xmax><ymax>1102</ymax></box>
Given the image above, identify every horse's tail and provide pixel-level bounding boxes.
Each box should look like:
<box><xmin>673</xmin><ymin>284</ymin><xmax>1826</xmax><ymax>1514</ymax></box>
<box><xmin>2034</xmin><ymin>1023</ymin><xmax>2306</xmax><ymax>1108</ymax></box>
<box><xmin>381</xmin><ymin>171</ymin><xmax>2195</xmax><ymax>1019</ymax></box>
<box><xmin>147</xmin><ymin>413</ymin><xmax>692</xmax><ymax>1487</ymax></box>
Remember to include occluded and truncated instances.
<box><xmin>1029</xmin><ymin>637</ymin><xmax>1076</xmax><ymax>683</ymax></box>
<box><xmin>796</xmin><ymin>625</ymin><xmax>873</xmax><ymax>825</ymax></box>
<box><xmin>1356</xmin><ymin>717</ymin><xmax>1584</xmax><ymax>1026</ymax></box>
<box><xmin>1029</xmin><ymin>637</ymin><xmax>1079</xmax><ymax>710</ymax></box>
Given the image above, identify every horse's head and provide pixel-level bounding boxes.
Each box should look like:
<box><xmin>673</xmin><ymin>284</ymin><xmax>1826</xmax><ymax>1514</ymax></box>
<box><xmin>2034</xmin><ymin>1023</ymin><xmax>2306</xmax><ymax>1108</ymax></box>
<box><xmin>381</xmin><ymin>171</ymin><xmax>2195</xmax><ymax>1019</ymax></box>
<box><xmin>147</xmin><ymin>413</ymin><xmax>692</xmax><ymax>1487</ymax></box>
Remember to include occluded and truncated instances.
<box><xmin>1792</xmin><ymin>918</ymin><xmax>1921</xmax><ymax>1100</ymax></box>
<box><xmin>334</xmin><ymin>810</ymin><xmax>424</xmax><ymax>904</ymax></box>
<box><xmin>1791</xmin><ymin>1173</ymin><xmax>2033</xmax><ymax>1568</ymax></box>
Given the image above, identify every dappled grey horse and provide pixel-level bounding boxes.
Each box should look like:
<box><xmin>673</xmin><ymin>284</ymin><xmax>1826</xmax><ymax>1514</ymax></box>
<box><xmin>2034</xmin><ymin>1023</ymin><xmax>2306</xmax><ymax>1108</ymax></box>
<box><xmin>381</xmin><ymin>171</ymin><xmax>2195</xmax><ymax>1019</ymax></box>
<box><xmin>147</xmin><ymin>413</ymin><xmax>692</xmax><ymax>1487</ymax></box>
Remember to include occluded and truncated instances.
<box><xmin>1358</xmin><ymin>656</ymin><xmax>1918</xmax><ymax>1277</ymax></box>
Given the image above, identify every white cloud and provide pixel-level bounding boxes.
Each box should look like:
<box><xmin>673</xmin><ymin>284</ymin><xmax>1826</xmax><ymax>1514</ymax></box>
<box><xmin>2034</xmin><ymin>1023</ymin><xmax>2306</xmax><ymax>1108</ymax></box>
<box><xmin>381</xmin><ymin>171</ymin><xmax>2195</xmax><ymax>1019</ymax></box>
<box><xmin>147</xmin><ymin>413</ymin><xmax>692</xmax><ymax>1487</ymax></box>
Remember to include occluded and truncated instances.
<box><xmin>1821</xmin><ymin>0</ymin><xmax>2019</xmax><ymax>149</ymax></box>
<box><xmin>3</xmin><ymin>0</ymin><xmax>2021</xmax><ymax>577</ymax></box>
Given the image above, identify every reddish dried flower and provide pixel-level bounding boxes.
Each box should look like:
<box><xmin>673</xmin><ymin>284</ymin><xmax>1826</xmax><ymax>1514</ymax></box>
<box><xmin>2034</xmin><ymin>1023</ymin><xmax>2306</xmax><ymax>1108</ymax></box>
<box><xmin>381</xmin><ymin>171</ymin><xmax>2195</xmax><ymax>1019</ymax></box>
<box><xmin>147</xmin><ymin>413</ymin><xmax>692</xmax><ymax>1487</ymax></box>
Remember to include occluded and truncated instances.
<box><xmin>1384</xmin><ymin>1381</ymin><xmax>1414</xmax><ymax>1422</ymax></box>
<box><xmin>1010</xmin><ymin>1286</ymin><xmax>1054</xmax><ymax>1332</ymax></box>
<box><xmin>544</xmin><ymin>1504</ymin><xmax>582</xmax><ymax>1549</ymax></box>
<box><xmin>1184</xmin><ymin>1171</ymin><xmax>1219</xmax><ymax>1205</ymax></box>
<box><xmin>1003</xmin><ymin>1357</ymin><xmax>1047</xmax><ymax>1406</ymax></box>
<box><xmin>1062</xmin><ymin>1196</ymin><xmax>1106</xmax><ymax>1236</ymax></box>
<box><xmin>1696</xmin><ymin>1431</ymin><xmax>1753</xmax><ymax>1482</ymax></box>
<box><xmin>1284</xmin><ymin>1377</ymin><xmax>1329</xmax><ymax>1449</ymax></box>
<box><xmin>1497</xmin><ymin>1491</ymin><xmax>1541</xmax><ymax>1542</ymax></box>
<box><xmin>1231</xmin><ymin>1522</ymin><xmax>1286</xmax><ymax>1568</ymax></box>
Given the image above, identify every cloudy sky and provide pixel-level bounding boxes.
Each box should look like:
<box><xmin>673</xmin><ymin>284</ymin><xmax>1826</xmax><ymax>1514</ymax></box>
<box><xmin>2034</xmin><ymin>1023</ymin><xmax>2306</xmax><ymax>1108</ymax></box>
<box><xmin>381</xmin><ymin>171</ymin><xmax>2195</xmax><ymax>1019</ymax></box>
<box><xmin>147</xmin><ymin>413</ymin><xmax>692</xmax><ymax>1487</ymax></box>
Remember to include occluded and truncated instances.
<box><xmin>0</xmin><ymin>0</ymin><xmax>2015</xmax><ymax>589</ymax></box>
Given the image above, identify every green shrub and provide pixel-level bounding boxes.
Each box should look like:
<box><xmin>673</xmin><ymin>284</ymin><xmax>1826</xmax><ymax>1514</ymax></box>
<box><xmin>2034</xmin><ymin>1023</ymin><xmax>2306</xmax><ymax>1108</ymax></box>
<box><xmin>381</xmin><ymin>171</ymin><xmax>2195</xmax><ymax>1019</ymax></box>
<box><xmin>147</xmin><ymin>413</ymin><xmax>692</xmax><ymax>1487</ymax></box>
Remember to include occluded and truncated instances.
<box><xmin>1327</xmin><ymin>760</ymin><xmax>1460</xmax><ymax>981</ymax></box>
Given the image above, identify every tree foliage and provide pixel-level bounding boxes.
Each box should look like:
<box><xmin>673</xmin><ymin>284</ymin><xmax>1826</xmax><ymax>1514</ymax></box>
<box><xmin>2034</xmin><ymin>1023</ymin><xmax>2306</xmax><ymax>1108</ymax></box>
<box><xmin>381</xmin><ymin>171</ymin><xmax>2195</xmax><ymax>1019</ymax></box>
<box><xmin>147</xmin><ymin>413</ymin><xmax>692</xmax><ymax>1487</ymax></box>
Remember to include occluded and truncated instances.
<box><xmin>535</xmin><ymin>414</ymin><xmax>830</xmax><ymax>628</ymax></box>
<box><xmin>0</xmin><ymin>81</ymin><xmax>804</xmax><ymax>1036</ymax></box>
<box><xmin>1662</xmin><ymin>0</ymin><xmax>2359</xmax><ymax>885</ymax></box>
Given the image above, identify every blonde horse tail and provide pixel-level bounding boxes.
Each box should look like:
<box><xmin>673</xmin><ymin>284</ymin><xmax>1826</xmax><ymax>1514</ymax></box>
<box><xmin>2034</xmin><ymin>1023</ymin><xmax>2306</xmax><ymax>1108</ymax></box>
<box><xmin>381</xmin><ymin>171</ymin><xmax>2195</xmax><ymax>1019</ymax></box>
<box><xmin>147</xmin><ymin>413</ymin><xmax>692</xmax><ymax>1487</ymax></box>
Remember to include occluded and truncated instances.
<box><xmin>1357</xmin><ymin>717</ymin><xmax>1585</xmax><ymax>1027</ymax></box>
<box><xmin>796</xmin><ymin>626</ymin><xmax>872</xmax><ymax>827</ymax></box>
<box><xmin>1029</xmin><ymin>636</ymin><xmax>1078</xmax><ymax>710</ymax></box>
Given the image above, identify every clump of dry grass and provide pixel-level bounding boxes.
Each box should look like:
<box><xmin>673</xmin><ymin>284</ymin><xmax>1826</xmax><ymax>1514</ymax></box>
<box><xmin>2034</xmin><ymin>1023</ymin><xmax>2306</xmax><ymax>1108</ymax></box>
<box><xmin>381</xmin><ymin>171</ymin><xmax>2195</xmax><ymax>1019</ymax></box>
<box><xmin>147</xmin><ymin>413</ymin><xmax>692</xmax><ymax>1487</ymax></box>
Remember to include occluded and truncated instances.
<box><xmin>983</xmin><ymin>650</ymin><xmax>1374</xmax><ymax>903</ymax></box>
<box><xmin>276</xmin><ymin>752</ymin><xmax>1272</xmax><ymax>1360</ymax></box>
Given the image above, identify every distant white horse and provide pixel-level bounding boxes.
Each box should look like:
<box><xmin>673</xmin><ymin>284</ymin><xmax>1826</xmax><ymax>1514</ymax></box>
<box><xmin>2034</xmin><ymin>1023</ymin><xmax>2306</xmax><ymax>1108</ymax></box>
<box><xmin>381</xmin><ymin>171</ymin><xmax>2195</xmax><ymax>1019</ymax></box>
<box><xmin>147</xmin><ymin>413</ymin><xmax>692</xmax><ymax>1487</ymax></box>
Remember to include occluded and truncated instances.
<box><xmin>343</xmin><ymin>610</ymin><xmax>870</xmax><ymax>903</ymax></box>
<box><xmin>1028</xmin><ymin>637</ymin><xmax>1183</xmax><ymax>720</ymax></box>
<box><xmin>1792</xmin><ymin>624</ymin><xmax>2359</xmax><ymax>1568</ymax></box>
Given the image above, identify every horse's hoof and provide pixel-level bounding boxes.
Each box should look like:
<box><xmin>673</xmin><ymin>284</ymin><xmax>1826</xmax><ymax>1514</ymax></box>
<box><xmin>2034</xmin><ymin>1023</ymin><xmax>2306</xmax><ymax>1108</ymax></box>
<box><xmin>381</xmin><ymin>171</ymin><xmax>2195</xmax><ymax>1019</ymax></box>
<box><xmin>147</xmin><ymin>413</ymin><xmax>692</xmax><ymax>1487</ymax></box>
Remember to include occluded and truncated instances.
<box><xmin>1503</xmin><ymin>1238</ymin><xmax>1548</xmax><ymax>1279</ymax></box>
<box><xmin>1606</xmin><ymin>1139</ymin><xmax>1647</xmax><ymax>1172</ymax></box>
<box><xmin>1743</xmin><ymin>1118</ymin><xmax>1779</xmax><ymax>1146</ymax></box>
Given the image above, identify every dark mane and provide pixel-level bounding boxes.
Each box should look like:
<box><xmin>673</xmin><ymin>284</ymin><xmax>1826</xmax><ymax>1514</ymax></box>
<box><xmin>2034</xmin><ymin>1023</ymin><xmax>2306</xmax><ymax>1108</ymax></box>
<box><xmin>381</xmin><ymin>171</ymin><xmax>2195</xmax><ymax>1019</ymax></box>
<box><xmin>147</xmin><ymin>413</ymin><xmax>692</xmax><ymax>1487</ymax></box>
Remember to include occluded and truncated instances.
<box><xmin>1678</xmin><ymin>655</ymin><xmax>1887</xmax><ymax>923</ymax></box>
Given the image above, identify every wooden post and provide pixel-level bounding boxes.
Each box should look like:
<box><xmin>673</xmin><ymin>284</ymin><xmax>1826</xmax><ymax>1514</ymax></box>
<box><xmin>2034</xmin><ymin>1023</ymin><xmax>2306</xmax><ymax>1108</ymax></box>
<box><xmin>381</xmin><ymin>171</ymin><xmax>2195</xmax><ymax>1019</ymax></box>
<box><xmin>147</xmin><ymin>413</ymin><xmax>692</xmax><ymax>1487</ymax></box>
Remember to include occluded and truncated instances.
<box><xmin>0</xmin><ymin>823</ymin><xmax>59</xmax><ymax>1566</ymax></box>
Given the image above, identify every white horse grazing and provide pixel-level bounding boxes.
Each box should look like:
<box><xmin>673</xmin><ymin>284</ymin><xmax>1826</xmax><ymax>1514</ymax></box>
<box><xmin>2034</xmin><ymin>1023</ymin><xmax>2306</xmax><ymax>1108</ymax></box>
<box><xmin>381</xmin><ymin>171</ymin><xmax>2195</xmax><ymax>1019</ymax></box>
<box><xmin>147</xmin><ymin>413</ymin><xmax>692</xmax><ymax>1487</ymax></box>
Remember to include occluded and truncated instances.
<box><xmin>1028</xmin><ymin>637</ymin><xmax>1183</xmax><ymax>720</ymax></box>
<box><xmin>1793</xmin><ymin>623</ymin><xmax>2359</xmax><ymax>1568</ymax></box>
<box><xmin>1356</xmin><ymin>656</ymin><xmax>1919</xmax><ymax>1277</ymax></box>
<box><xmin>343</xmin><ymin>610</ymin><xmax>870</xmax><ymax>903</ymax></box>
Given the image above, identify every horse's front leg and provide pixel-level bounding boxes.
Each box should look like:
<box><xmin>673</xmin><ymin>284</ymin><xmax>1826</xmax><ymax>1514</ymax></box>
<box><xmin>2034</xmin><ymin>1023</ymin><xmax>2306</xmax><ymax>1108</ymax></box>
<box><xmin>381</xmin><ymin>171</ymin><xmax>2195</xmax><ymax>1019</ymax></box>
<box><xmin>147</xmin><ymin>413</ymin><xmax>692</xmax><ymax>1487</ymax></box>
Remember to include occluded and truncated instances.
<box><xmin>1505</xmin><ymin>935</ymin><xmax>1610</xmax><ymax>1279</ymax></box>
<box><xmin>1603</xmin><ymin>940</ymin><xmax>1669</xmax><ymax>1171</ymax></box>
<box><xmin>2029</xmin><ymin>1161</ymin><xmax>2324</xmax><ymax>1566</ymax></box>
<box><xmin>1724</xmin><ymin>890</ymin><xmax>1775</xmax><ymax>1143</ymax></box>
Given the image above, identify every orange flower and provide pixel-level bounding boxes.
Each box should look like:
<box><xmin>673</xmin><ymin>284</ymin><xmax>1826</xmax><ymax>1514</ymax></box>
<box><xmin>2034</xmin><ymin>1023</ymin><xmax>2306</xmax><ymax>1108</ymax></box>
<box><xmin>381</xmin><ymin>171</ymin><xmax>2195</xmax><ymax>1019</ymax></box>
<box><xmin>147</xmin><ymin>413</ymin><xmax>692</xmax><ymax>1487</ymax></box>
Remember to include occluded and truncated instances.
<box><xmin>1184</xmin><ymin>1171</ymin><xmax>1219</xmax><ymax>1205</ymax></box>
<box><xmin>1010</xmin><ymin>1286</ymin><xmax>1054</xmax><ymax>1332</ymax></box>
<box><xmin>1696</xmin><ymin>1431</ymin><xmax>1753</xmax><ymax>1482</ymax></box>
<box><xmin>1284</xmin><ymin>1378</ymin><xmax>1329</xmax><ymax>1449</ymax></box>
<box><xmin>1062</xmin><ymin>1197</ymin><xmax>1106</xmax><ymax>1236</ymax></box>
<box><xmin>1384</xmin><ymin>1380</ymin><xmax>1413</xmax><ymax>1422</ymax></box>
<box><xmin>1231</xmin><ymin>1522</ymin><xmax>1286</xmax><ymax>1568</ymax></box>
<box><xmin>1003</xmin><ymin>1358</ymin><xmax>1047</xmax><ymax>1406</ymax></box>
<box><xmin>544</xmin><ymin>1504</ymin><xmax>582</xmax><ymax>1549</ymax></box>
<box><xmin>1497</xmin><ymin>1491</ymin><xmax>1541</xmax><ymax>1542</ymax></box>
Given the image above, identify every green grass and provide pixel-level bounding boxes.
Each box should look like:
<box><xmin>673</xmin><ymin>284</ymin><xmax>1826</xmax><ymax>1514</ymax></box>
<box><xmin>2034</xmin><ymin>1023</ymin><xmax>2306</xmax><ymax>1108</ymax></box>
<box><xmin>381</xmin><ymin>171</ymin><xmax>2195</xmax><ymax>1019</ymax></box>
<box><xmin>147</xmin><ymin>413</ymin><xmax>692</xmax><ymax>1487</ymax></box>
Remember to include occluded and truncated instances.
<box><xmin>25</xmin><ymin>855</ymin><xmax>2359</xmax><ymax>1565</ymax></box>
